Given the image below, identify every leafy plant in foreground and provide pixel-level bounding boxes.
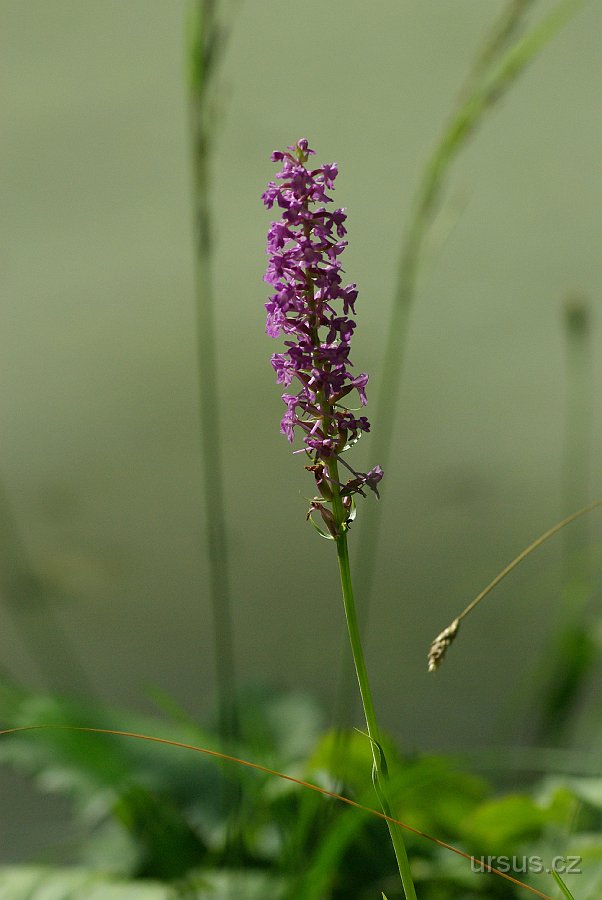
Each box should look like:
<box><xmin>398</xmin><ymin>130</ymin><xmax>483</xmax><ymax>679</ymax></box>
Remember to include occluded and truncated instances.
<box><xmin>5</xmin><ymin>680</ymin><xmax>602</xmax><ymax>897</ymax></box>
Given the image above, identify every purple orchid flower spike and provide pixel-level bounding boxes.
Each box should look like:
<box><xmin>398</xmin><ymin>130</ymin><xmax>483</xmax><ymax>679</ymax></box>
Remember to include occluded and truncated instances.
<box><xmin>263</xmin><ymin>139</ymin><xmax>383</xmax><ymax>536</ymax></box>
<box><xmin>262</xmin><ymin>143</ymin><xmax>416</xmax><ymax>899</ymax></box>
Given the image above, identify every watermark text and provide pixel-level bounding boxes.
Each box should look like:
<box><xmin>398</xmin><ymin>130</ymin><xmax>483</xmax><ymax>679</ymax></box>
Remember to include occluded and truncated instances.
<box><xmin>471</xmin><ymin>855</ymin><xmax>581</xmax><ymax>875</ymax></box>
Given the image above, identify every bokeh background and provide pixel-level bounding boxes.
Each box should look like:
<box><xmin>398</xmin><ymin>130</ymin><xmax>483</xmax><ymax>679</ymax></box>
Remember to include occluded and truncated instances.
<box><xmin>1</xmin><ymin>0</ymin><xmax>601</xmax><ymax>860</ymax></box>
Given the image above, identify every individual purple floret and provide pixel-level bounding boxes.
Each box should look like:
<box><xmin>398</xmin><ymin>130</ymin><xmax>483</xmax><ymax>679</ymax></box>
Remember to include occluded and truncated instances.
<box><xmin>263</xmin><ymin>139</ymin><xmax>383</xmax><ymax>532</ymax></box>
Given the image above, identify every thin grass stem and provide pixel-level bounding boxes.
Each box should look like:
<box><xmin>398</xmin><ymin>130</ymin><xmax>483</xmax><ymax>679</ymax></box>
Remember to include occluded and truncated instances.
<box><xmin>187</xmin><ymin>0</ymin><xmax>239</xmax><ymax>746</ymax></box>
<box><xmin>428</xmin><ymin>498</ymin><xmax>602</xmax><ymax>671</ymax></box>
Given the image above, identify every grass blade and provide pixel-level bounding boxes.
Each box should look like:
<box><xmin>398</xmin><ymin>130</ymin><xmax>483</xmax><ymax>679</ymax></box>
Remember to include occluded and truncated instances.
<box><xmin>345</xmin><ymin>0</ymin><xmax>590</xmax><ymax>690</ymax></box>
<box><xmin>187</xmin><ymin>1</ymin><xmax>240</xmax><ymax>745</ymax></box>
<box><xmin>552</xmin><ymin>869</ymin><xmax>575</xmax><ymax>899</ymax></box>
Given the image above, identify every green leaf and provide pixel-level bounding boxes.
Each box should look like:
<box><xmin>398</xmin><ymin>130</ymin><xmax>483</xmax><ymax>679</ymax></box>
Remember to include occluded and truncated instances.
<box><xmin>194</xmin><ymin>869</ymin><xmax>287</xmax><ymax>897</ymax></box>
<box><xmin>462</xmin><ymin>794</ymin><xmax>547</xmax><ymax>850</ymax></box>
<box><xmin>559</xmin><ymin>777</ymin><xmax>602</xmax><ymax>812</ymax></box>
<box><xmin>0</xmin><ymin>866</ymin><xmax>179</xmax><ymax>899</ymax></box>
<box><xmin>0</xmin><ymin>678</ymin><xmax>225</xmax><ymax>876</ymax></box>
<box><xmin>236</xmin><ymin>686</ymin><xmax>324</xmax><ymax>762</ymax></box>
<box><xmin>384</xmin><ymin>755</ymin><xmax>488</xmax><ymax>838</ymax></box>
<box><xmin>537</xmin><ymin>625</ymin><xmax>598</xmax><ymax>742</ymax></box>
<box><xmin>0</xmin><ymin>676</ymin><xmax>226</xmax><ymax>802</ymax></box>
<box><xmin>112</xmin><ymin>784</ymin><xmax>208</xmax><ymax>880</ymax></box>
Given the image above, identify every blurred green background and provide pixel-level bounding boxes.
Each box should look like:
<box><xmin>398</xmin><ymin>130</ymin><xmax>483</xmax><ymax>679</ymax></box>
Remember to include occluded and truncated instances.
<box><xmin>1</xmin><ymin>0</ymin><xmax>601</xmax><ymax>860</ymax></box>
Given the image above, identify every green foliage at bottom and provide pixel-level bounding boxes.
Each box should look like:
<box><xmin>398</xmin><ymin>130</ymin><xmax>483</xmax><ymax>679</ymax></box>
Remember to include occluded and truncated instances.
<box><xmin>1</xmin><ymin>679</ymin><xmax>601</xmax><ymax>898</ymax></box>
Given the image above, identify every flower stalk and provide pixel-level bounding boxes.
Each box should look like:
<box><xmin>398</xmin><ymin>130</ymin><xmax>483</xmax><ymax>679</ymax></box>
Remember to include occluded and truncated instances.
<box><xmin>263</xmin><ymin>139</ymin><xmax>415</xmax><ymax>898</ymax></box>
<box><xmin>188</xmin><ymin>0</ymin><xmax>240</xmax><ymax>747</ymax></box>
<box><xmin>327</xmin><ymin>458</ymin><xmax>417</xmax><ymax>899</ymax></box>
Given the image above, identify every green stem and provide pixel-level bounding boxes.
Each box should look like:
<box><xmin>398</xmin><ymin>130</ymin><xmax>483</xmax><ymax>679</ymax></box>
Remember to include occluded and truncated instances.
<box><xmin>327</xmin><ymin>458</ymin><xmax>417</xmax><ymax>900</ymax></box>
<box><xmin>188</xmin><ymin>0</ymin><xmax>239</xmax><ymax>747</ymax></box>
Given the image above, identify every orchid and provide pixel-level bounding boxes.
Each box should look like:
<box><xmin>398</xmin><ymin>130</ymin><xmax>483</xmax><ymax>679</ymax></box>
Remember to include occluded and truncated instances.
<box><xmin>263</xmin><ymin>139</ymin><xmax>383</xmax><ymax>536</ymax></box>
<box><xmin>262</xmin><ymin>141</ymin><xmax>416</xmax><ymax>899</ymax></box>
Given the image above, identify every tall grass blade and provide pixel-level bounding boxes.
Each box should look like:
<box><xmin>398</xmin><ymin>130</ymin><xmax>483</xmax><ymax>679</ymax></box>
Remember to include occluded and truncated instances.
<box><xmin>461</xmin><ymin>0</ymin><xmax>535</xmax><ymax>97</ymax></box>
<box><xmin>336</xmin><ymin>0</ymin><xmax>590</xmax><ymax>721</ymax></box>
<box><xmin>186</xmin><ymin>1</ymin><xmax>240</xmax><ymax>746</ymax></box>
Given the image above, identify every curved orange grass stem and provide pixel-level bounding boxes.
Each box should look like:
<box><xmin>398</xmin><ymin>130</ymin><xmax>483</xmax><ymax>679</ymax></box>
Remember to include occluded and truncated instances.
<box><xmin>0</xmin><ymin>724</ymin><xmax>551</xmax><ymax>899</ymax></box>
